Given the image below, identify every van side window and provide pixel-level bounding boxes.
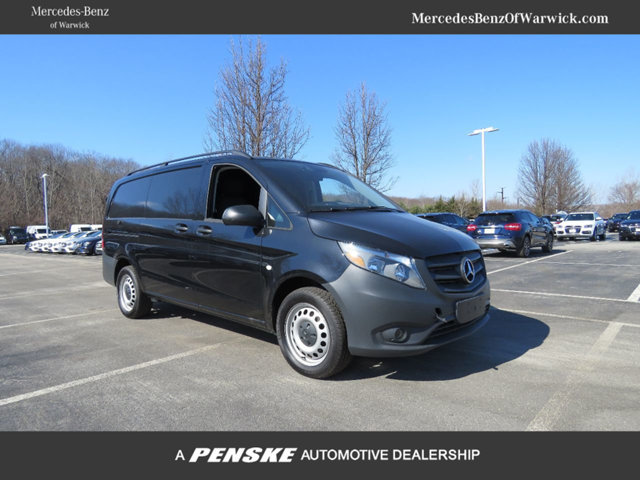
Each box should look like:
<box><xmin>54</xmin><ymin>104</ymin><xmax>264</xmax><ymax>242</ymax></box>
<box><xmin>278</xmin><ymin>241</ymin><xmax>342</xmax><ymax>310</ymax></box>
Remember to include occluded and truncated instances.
<box><xmin>146</xmin><ymin>166</ymin><xmax>204</xmax><ymax>219</ymax></box>
<box><xmin>209</xmin><ymin>167</ymin><xmax>261</xmax><ymax>219</ymax></box>
<box><xmin>108</xmin><ymin>177</ymin><xmax>151</xmax><ymax>218</ymax></box>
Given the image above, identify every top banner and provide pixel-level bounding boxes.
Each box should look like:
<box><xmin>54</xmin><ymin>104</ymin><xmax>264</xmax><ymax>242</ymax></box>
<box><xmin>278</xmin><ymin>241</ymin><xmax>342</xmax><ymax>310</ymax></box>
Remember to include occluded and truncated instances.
<box><xmin>0</xmin><ymin>0</ymin><xmax>635</xmax><ymax>34</ymax></box>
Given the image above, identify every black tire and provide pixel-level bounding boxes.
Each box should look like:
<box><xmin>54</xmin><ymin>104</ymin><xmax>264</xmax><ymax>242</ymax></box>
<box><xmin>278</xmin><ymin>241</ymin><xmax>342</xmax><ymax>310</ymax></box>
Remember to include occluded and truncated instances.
<box><xmin>517</xmin><ymin>236</ymin><xmax>531</xmax><ymax>258</ymax></box>
<box><xmin>599</xmin><ymin>229</ymin><xmax>606</xmax><ymax>241</ymax></box>
<box><xmin>619</xmin><ymin>234</ymin><xmax>626</xmax><ymax>241</ymax></box>
<box><xmin>116</xmin><ymin>265</ymin><xmax>151</xmax><ymax>318</ymax></box>
<box><xmin>276</xmin><ymin>287</ymin><xmax>351</xmax><ymax>379</ymax></box>
<box><xmin>542</xmin><ymin>233</ymin><xmax>554</xmax><ymax>253</ymax></box>
<box><xmin>590</xmin><ymin>229</ymin><xmax>597</xmax><ymax>241</ymax></box>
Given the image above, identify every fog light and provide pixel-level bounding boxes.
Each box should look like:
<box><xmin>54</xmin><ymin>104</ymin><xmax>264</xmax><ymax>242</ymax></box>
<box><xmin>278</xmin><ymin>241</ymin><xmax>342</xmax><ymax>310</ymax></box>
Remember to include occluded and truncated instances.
<box><xmin>381</xmin><ymin>327</ymin><xmax>409</xmax><ymax>343</ymax></box>
<box><xmin>393</xmin><ymin>328</ymin><xmax>408</xmax><ymax>342</ymax></box>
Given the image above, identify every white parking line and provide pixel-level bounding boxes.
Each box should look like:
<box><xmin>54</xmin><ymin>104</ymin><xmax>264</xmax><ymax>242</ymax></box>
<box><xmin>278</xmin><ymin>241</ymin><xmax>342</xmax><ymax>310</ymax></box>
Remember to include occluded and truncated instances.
<box><xmin>497</xmin><ymin>308</ymin><xmax>640</xmax><ymax>329</ymax></box>
<box><xmin>0</xmin><ymin>266</ymin><xmax>78</xmax><ymax>277</ymax></box>
<box><xmin>0</xmin><ymin>342</ymin><xmax>233</xmax><ymax>407</ymax></box>
<box><xmin>0</xmin><ymin>282</ymin><xmax>108</xmax><ymax>300</ymax></box>
<box><xmin>0</xmin><ymin>309</ymin><xmax>118</xmax><ymax>330</ymax></box>
<box><xmin>627</xmin><ymin>283</ymin><xmax>640</xmax><ymax>302</ymax></box>
<box><xmin>543</xmin><ymin>261</ymin><xmax>640</xmax><ymax>268</ymax></box>
<box><xmin>487</xmin><ymin>250</ymin><xmax>572</xmax><ymax>275</ymax></box>
<box><xmin>526</xmin><ymin>322</ymin><xmax>623</xmax><ymax>431</ymax></box>
<box><xmin>492</xmin><ymin>288</ymin><xmax>637</xmax><ymax>304</ymax></box>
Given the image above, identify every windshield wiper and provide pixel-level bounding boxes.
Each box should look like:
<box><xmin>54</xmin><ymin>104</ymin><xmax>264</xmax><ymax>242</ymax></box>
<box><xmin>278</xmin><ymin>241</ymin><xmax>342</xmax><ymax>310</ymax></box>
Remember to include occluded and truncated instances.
<box><xmin>309</xmin><ymin>205</ymin><xmax>401</xmax><ymax>213</ymax></box>
<box><xmin>343</xmin><ymin>206</ymin><xmax>401</xmax><ymax>212</ymax></box>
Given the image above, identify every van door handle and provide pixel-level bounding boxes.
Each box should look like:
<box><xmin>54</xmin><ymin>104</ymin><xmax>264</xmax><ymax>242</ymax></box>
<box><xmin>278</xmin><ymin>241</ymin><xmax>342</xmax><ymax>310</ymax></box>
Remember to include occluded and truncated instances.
<box><xmin>174</xmin><ymin>223</ymin><xmax>189</xmax><ymax>233</ymax></box>
<box><xmin>196</xmin><ymin>225</ymin><xmax>212</xmax><ymax>236</ymax></box>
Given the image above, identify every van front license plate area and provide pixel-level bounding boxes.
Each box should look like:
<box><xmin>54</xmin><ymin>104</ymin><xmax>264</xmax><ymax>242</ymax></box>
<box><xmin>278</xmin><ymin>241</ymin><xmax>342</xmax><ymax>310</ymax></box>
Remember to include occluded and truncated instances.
<box><xmin>456</xmin><ymin>296</ymin><xmax>485</xmax><ymax>324</ymax></box>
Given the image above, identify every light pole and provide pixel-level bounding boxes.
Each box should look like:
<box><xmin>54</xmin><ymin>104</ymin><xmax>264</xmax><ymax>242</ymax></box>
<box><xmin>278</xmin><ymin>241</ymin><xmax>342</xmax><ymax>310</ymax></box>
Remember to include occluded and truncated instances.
<box><xmin>41</xmin><ymin>173</ymin><xmax>50</xmax><ymax>237</ymax></box>
<box><xmin>468</xmin><ymin>126</ymin><xmax>499</xmax><ymax>212</ymax></box>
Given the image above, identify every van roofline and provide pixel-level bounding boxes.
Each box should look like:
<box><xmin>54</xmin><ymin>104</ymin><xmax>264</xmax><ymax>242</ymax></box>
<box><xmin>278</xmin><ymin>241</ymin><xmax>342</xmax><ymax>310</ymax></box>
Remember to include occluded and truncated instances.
<box><xmin>127</xmin><ymin>150</ymin><xmax>252</xmax><ymax>176</ymax></box>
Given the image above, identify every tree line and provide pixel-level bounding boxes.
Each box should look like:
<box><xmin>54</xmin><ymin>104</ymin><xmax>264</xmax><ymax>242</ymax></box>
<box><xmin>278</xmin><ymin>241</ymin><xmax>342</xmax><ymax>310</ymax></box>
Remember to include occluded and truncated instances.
<box><xmin>0</xmin><ymin>139</ymin><xmax>138</xmax><ymax>231</ymax></box>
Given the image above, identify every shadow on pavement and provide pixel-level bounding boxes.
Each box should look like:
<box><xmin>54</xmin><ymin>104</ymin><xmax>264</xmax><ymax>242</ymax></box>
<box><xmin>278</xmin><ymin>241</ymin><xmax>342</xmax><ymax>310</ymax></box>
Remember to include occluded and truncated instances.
<box><xmin>333</xmin><ymin>308</ymin><xmax>549</xmax><ymax>381</ymax></box>
<box><xmin>142</xmin><ymin>303</ymin><xmax>548</xmax><ymax>382</ymax></box>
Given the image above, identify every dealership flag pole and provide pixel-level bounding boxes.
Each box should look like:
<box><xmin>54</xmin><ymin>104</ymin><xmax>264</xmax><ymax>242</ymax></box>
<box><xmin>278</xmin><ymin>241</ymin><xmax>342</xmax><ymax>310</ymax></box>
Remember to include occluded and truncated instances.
<box><xmin>42</xmin><ymin>173</ymin><xmax>49</xmax><ymax>237</ymax></box>
<box><xmin>468</xmin><ymin>126</ymin><xmax>499</xmax><ymax>212</ymax></box>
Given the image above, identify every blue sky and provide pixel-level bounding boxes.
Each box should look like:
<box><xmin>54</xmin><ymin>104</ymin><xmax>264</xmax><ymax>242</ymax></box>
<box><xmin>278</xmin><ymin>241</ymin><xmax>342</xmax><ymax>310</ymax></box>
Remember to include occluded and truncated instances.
<box><xmin>1</xmin><ymin>35</ymin><xmax>638</xmax><ymax>204</ymax></box>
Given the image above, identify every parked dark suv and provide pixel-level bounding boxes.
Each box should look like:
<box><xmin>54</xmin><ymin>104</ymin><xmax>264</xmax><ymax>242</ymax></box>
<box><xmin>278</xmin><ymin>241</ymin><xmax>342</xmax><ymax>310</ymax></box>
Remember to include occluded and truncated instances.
<box><xmin>618</xmin><ymin>210</ymin><xmax>640</xmax><ymax>241</ymax></box>
<box><xmin>4</xmin><ymin>226</ymin><xmax>29</xmax><ymax>244</ymax></box>
<box><xmin>466</xmin><ymin>209</ymin><xmax>554</xmax><ymax>257</ymax></box>
<box><xmin>608</xmin><ymin>213</ymin><xmax>628</xmax><ymax>232</ymax></box>
<box><xmin>416</xmin><ymin>212</ymin><xmax>469</xmax><ymax>232</ymax></box>
<box><xmin>102</xmin><ymin>152</ymin><xmax>490</xmax><ymax>378</ymax></box>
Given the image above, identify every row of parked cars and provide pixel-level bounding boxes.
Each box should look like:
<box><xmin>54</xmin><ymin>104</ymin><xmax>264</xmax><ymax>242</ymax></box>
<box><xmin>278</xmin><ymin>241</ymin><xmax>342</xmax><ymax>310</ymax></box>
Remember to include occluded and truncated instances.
<box><xmin>1</xmin><ymin>224</ymin><xmax>101</xmax><ymax>246</ymax></box>
<box><xmin>25</xmin><ymin>230</ymin><xmax>103</xmax><ymax>255</ymax></box>
<box><xmin>418</xmin><ymin>208</ymin><xmax>640</xmax><ymax>258</ymax></box>
<box><xmin>541</xmin><ymin>210</ymin><xmax>640</xmax><ymax>241</ymax></box>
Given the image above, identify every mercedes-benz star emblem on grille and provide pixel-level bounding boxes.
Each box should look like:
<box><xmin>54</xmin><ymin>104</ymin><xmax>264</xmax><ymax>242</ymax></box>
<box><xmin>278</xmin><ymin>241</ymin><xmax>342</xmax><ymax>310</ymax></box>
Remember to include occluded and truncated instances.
<box><xmin>460</xmin><ymin>257</ymin><xmax>475</xmax><ymax>284</ymax></box>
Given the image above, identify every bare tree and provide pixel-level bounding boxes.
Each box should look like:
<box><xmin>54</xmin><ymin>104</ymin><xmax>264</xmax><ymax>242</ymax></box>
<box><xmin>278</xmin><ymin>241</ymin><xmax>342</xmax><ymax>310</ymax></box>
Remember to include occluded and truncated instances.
<box><xmin>608</xmin><ymin>170</ymin><xmax>640</xmax><ymax>210</ymax></box>
<box><xmin>204</xmin><ymin>37</ymin><xmax>309</xmax><ymax>159</ymax></box>
<box><xmin>517</xmin><ymin>139</ymin><xmax>592</xmax><ymax>215</ymax></box>
<box><xmin>0</xmin><ymin>139</ymin><xmax>139</xmax><ymax>230</ymax></box>
<box><xmin>332</xmin><ymin>82</ymin><xmax>396</xmax><ymax>192</ymax></box>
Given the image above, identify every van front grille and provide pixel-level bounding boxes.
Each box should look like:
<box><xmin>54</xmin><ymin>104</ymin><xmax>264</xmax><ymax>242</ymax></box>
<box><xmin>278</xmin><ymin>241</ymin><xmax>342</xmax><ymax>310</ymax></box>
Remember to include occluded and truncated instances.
<box><xmin>424</xmin><ymin>250</ymin><xmax>486</xmax><ymax>294</ymax></box>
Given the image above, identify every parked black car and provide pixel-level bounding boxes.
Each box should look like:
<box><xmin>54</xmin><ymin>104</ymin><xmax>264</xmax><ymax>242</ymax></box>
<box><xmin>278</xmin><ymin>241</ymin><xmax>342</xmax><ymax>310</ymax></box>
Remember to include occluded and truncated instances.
<box><xmin>608</xmin><ymin>213</ymin><xmax>628</xmax><ymax>232</ymax></box>
<box><xmin>619</xmin><ymin>210</ymin><xmax>640</xmax><ymax>241</ymax></box>
<box><xmin>4</xmin><ymin>226</ymin><xmax>29</xmax><ymax>244</ymax></box>
<box><xmin>416</xmin><ymin>212</ymin><xmax>469</xmax><ymax>232</ymax></box>
<box><xmin>75</xmin><ymin>230</ymin><xmax>102</xmax><ymax>255</ymax></box>
<box><xmin>466</xmin><ymin>209</ymin><xmax>554</xmax><ymax>257</ymax></box>
<box><xmin>102</xmin><ymin>151</ymin><xmax>490</xmax><ymax>378</ymax></box>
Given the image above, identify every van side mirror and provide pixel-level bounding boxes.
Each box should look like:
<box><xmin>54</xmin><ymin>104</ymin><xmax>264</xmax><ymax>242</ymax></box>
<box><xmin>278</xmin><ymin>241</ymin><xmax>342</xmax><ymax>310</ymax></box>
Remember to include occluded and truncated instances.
<box><xmin>222</xmin><ymin>205</ymin><xmax>265</xmax><ymax>228</ymax></box>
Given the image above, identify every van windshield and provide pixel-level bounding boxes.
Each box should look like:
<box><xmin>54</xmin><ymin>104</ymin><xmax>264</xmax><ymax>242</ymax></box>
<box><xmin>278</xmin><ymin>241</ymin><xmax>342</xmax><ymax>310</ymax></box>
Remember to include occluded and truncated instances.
<box><xmin>258</xmin><ymin>160</ymin><xmax>400</xmax><ymax>212</ymax></box>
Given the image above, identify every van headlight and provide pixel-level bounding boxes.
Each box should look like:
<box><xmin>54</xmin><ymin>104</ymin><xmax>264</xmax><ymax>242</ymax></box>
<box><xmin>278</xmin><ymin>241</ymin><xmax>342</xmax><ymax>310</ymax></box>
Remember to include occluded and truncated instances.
<box><xmin>338</xmin><ymin>242</ymin><xmax>426</xmax><ymax>289</ymax></box>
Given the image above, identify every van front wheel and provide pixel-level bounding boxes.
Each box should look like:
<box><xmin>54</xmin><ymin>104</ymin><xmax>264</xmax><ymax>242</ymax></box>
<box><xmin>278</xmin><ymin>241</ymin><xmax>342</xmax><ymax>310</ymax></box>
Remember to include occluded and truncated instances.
<box><xmin>276</xmin><ymin>287</ymin><xmax>351</xmax><ymax>379</ymax></box>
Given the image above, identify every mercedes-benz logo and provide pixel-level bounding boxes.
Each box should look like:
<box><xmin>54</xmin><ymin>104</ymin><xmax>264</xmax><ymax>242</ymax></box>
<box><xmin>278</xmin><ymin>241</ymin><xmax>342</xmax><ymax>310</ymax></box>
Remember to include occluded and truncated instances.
<box><xmin>460</xmin><ymin>257</ymin><xmax>475</xmax><ymax>284</ymax></box>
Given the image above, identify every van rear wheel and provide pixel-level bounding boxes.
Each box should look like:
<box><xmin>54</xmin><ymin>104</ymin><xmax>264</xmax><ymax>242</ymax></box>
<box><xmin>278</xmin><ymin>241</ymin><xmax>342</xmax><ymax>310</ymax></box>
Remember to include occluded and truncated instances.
<box><xmin>116</xmin><ymin>266</ymin><xmax>151</xmax><ymax>318</ymax></box>
<box><xmin>276</xmin><ymin>287</ymin><xmax>351</xmax><ymax>379</ymax></box>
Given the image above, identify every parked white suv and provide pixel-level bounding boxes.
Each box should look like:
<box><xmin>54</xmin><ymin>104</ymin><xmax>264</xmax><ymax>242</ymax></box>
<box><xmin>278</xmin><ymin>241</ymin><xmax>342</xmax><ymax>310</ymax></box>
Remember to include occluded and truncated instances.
<box><xmin>556</xmin><ymin>212</ymin><xmax>606</xmax><ymax>241</ymax></box>
<box><xmin>26</xmin><ymin>225</ymin><xmax>49</xmax><ymax>240</ymax></box>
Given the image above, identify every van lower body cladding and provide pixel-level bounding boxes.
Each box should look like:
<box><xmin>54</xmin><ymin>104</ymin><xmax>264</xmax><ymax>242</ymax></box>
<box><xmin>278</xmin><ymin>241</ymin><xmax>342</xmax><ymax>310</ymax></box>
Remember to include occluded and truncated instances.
<box><xmin>325</xmin><ymin>264</ymin><xmax>490</xmax><ymax>357</ymax></box>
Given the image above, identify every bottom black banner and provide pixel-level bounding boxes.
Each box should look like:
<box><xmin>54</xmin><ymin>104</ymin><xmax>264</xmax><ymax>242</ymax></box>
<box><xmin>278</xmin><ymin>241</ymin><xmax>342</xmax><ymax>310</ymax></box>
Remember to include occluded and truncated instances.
<box><xmin>0</xmin><ymin>431</ymin><xmax>635</xmax><ymax>476</ymax></box>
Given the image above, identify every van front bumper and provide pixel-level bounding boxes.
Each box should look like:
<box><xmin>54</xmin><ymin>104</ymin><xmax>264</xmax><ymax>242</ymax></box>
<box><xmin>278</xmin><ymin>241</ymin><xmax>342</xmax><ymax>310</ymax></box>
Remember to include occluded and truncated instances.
<box><xmin>325</xmin><ymin>264</ymin><xmax>490</xmax><ymax>357</ymax></box>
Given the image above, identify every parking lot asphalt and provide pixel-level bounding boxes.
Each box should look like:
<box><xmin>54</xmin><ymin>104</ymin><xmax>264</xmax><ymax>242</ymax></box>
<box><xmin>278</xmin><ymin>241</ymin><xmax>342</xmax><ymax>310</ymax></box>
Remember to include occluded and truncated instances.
<box><xmin>1</xmin><ymin>234</ymin><xmax>639</xmax><ymax>431</ymax></box>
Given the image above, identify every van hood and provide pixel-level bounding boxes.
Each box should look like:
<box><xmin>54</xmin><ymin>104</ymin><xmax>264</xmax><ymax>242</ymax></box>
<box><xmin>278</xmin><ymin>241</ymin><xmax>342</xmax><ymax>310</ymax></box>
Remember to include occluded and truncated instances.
<box><xmin>307</xmin><ymin>211</ymin><xmax>479</xmax><ymax>258</ymax></box>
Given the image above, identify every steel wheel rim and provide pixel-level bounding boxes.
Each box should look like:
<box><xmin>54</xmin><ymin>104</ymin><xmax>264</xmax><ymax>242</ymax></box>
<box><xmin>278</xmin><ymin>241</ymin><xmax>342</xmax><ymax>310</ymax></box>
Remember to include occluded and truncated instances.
<box><xmin>523</xmin><ymin>238</ymin><xmax>530</xmax><ymax>256</ymax></box>
<box><xmin>119</xmin><ymin>274</ymin><xmax>136</xmax><ymax>312</ymax></box>
<box><xmin>285</xmin><ymin>302</ymin><xmax>330</xmax><ymax>366</ymax></box>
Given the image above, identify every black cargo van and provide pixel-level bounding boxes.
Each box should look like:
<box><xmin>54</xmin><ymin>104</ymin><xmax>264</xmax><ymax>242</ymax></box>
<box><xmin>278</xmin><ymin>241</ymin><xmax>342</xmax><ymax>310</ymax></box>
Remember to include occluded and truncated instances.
<box><xmin>102</xmin><ymin>151</ymin><xmax>490</xmax><ymax>378</ymax></box>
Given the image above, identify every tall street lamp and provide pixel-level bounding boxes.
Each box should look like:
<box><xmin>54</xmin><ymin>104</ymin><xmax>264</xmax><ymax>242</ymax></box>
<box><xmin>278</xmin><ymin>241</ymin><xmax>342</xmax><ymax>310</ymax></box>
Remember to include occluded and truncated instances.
<box><xmin>41</xmin><ymin>173</ymin><xmax>50</xmax><ymax>237</ymax></box>
<box><xmin>467</xmin><ymin>126</ymin><xmax>499</xmax><ymax>212</ymax></box>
